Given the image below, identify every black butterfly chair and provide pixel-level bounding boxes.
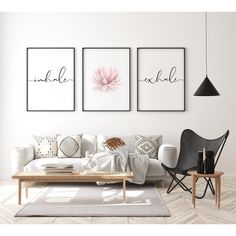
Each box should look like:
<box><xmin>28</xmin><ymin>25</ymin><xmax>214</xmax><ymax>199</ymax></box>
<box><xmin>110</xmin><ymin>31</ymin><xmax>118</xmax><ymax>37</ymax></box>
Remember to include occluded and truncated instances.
<box><xmin>162</xmin><ymin>129</ymin><xmax>229</xmax><ymax>199</ymax></box>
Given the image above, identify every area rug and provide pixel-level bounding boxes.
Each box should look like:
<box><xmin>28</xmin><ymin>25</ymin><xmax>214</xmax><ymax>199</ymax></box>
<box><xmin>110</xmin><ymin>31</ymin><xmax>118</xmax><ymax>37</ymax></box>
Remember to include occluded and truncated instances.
<box><xmin>16</xmin><ymin>183</ymin><xmax>170</xmax><ymax>217</ymax></box>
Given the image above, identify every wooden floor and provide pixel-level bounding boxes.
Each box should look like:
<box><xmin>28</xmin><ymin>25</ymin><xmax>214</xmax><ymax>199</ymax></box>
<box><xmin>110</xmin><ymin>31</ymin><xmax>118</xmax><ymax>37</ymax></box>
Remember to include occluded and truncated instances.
<box><xmin>0</xmin><ymin>175</ymin><xmax>236</xmax><ymax>224</ymax></box>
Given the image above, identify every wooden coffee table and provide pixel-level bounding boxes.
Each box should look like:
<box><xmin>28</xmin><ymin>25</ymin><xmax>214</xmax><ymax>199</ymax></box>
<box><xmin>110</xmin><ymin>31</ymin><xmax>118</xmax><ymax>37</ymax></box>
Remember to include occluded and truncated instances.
<box><xmin>12</xmin><ymin>171</ymin><xmax>134</xmax><ymax>205</ymax></box>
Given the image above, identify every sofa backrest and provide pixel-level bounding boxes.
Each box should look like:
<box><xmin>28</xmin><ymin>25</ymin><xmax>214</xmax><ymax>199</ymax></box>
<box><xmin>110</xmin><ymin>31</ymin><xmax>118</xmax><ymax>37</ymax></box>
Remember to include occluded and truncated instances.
<box><xmin>81</xmin><ymin>134</ymin><xmax>97</xmax><ymax>157</ymax></box>
<box><xmin>30</xmin><ymin>134</ymin><xmax>163</xmax><ymax>158</ymax></box>
<box><xmin>83</xmin><ymin>134</ymin><xmax>163</xmax><ymax>155</ymax></box>
<box><xmin>119</xmin><ymin>135</ymin><xmax>163</xmax><ymax>153</ymax></box>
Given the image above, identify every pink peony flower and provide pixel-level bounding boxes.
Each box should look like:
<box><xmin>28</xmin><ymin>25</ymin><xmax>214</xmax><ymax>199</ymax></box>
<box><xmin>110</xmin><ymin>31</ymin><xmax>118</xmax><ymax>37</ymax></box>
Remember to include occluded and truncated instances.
<box><xmin>92</xmin><ymin>67</ymin><xmax>121</xmax><ymax>92</ymax></box>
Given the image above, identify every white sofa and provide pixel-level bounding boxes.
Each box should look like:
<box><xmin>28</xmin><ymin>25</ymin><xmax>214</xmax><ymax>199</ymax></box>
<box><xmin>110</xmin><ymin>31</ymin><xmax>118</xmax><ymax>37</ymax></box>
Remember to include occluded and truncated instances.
<box><xmin>11</xmin><ymin>134</ymin><xmax>178</xmax><ymax>181</ymax></box>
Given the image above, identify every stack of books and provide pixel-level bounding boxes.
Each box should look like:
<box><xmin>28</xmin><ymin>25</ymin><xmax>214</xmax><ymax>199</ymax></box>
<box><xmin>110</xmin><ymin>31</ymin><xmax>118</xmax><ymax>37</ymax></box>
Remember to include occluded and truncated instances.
<box><xmin>42</xmin><ymin>164</ymin><xmax>74</xmax><ymax>174</ymax></box>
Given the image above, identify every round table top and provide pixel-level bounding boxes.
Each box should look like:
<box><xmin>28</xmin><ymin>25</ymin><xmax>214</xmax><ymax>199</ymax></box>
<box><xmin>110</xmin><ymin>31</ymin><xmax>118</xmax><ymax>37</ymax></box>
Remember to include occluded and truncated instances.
<box><xmin>188</xmin><ymin>170</ymin><xmax>224</xmax><ymax>177</ymax></box>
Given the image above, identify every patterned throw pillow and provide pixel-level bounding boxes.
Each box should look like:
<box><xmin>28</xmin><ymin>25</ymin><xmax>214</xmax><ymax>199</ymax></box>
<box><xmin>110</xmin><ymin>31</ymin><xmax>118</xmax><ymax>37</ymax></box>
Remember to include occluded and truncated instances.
<box><xmin>135</xmin><ymin>135</ymin><xmax>162</xmax><ymax>159</ymax></box>
<box><xmin>57</xmin><ymin>135</ymin><xmax>82</xmax><ymax>158</ymax></box>
<box><xmin>33</xmin><ymin>135</ymin><xmax>58</xmax><ymax>159</ymax></box>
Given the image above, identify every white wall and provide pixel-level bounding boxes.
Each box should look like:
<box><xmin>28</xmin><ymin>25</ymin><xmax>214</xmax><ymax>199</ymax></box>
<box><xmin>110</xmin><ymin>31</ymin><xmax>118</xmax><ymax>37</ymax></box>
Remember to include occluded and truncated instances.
<box><xmin>0</xmin><ymin>12</ymin><xmax>236</xmax><ymax>179</ymax></box>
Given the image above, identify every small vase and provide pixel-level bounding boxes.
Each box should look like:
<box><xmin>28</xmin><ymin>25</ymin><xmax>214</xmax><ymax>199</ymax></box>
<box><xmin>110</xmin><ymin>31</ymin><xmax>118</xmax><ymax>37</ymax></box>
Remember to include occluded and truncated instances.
<box><xmin>197</xmin><ymin>151</ymin><xmax>204</xmax><ymax>174</ymax></box>
<box><xmin>205</xmin><ymin>151</ymin><xmax>215</xmax><ymax>174</ymax></box>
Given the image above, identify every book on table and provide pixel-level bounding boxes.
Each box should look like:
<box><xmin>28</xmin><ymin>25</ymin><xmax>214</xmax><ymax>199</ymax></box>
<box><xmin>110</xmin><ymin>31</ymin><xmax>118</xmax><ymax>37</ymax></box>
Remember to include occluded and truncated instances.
<box><xmin>42</xmin><ymin>163</ymin><xmax>74</xmax><ymax>168</ymax></box>
<box><xmin>42</xmin><ymin>163</ymin><xmax>74</xmax><ymax>173</ymax></box>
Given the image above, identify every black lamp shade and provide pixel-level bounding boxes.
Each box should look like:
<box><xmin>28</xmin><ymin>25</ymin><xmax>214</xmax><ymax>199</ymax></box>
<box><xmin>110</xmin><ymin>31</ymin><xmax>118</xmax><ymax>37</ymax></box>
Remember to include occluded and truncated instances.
<box><xmin>194</xmin><ymin>76</ymin><xmax>220</xmax><ymax>96</ymax></box>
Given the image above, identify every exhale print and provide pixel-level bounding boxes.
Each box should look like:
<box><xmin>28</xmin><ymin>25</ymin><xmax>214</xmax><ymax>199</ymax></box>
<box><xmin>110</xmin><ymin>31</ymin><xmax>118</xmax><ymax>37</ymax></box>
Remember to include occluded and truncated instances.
<box><xmin>139</xmin><ymin>66</ymin><xmax>184</xmax><ymax>84</ymax></box>
<box><xmin>27</xmin><ymin>48</ymin><xmax>75</xmax><ymax>111</ymax></box>
<box><xmin>137</xmin><ymin>48</ymin><xmax>185</xmax><ymax>111</ymax></box>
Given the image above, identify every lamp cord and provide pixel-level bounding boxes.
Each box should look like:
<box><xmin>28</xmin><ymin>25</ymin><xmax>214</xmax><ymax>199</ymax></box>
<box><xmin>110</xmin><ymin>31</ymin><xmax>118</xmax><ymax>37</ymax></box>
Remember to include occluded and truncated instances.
<box><xmin>205</xmin><ymin>12</ymin><xmax>208</xmax><ymax>76</ymax></box>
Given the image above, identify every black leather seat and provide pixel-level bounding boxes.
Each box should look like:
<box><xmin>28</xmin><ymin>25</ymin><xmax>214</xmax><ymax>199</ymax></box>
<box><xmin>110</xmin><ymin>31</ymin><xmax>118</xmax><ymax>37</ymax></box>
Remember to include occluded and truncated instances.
<box><xmin>162</xmin><ymin>129</ymin><xmax>229</xmax><ymax>198</ymax></box>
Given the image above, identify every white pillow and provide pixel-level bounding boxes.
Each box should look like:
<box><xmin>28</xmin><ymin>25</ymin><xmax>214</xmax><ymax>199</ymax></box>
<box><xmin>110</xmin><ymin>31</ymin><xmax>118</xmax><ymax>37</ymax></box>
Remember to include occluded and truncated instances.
<box><xmin>97</xmin><ymin>135</ymin><xmax>128</xmax><ymax>153</ymax></box>
<box><xmin>33</xmin><ymin>135</ymin><xmax>58</xmax><ymax>159</ymax></box>
<box><xmin>57</xmin><ymin>135</ymin><xmax>82</xmax><ymax>158</ymax></box>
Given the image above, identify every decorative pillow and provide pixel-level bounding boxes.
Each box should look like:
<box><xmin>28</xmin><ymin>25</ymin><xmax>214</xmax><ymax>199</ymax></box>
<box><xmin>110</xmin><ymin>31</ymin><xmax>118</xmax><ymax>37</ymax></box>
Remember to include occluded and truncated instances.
<box><xmin>33</xmin><ymin>135</ymin><xmax>58</xmax><ymax>159</ymax></box>
<box><xmin>97</xmin><ymin>135</ymin><xmax>128</xmax><ymax>153</ymax></box>
<box><xmin>57</xmin><ymin>135</ymin><xmax>82</xmax><ymax>158</ymax></box>
<box><xmin>135</xmin><ymin>135</ymin><xmax>162</xmax><ymax>159</ymax></box>
<box><xmin>103</xmin><ymin>137</ymin><xmax>126</xmax><ymax>151</ymax></box>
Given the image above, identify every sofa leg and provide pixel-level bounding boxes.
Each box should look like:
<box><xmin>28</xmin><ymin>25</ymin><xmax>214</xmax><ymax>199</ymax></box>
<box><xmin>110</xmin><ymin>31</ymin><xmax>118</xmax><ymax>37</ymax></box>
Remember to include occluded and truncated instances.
<box><xmin>25</xmin><ymin>182</ymin><xmax>28</xmax><ymax>199</ymax></box>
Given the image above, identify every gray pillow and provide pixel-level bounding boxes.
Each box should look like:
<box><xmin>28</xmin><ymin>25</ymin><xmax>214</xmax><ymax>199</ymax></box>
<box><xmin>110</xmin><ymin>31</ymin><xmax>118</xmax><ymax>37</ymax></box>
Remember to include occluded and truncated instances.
<box><xmin>135</xmin><ymin>135</ymin><xmax>162</xmax><ymax>159</ymax></box>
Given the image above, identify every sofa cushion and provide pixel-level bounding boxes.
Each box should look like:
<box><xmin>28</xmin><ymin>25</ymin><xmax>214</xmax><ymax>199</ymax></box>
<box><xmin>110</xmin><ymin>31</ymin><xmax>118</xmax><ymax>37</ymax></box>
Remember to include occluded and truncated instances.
<box><xmin>32</xmin><ymin>135</ymin><xmax>58</xmax><ymax>159</ymax></box>
<box><xmin>81</xmin><ymin>134</ymin><xmax>97</xmax><ymax>157</ymax></box>
<box><xmin>23</xmin><ymin>157</ymin><xmax>166</xmax><ymax>177</ymax></box>
<box><xmin>23</xmin><ymin>157</ymin><xmax>90</xmax><ymax>172</ymax></box>
<box><xmin>146</xmin><ymin>159</ymin><xmax>166</xmax><ymax>177</ymax></box>
<box><xmin>57</xmin><ymin>135</ymin><xmax>82</xmax><ymax>158</ymax></box>
<box><xmin>135</xmin><ymin>135</ymin><xmax>162</xmax><ymax>159</ymax></box>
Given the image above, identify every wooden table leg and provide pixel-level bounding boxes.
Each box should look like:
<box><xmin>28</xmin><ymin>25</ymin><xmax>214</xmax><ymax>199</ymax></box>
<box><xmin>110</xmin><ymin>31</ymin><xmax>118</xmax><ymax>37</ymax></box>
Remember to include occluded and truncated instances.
<box><xmin>217</xmin><ymin>176</ymin><xmax>221</xmax><ymax>209</ymax></box>
<box><xmin>18</xmin><ymin>179</ymin><xmax>22</xmax><ymax>205</ymax></box>
<box><xmin>215</xmin><ymin>177</ymin><xmax>218</xmax><ymax>205</ymax></box>
<box><xmin>25</xmin><ymin>182</ymin><xmax>29</xmax><ymax>199</ymax></box>
<box><xmin>192</xmin><ymin>175</ymin><xmax>196</xmax><ymax>208</ymax></box>
<box><xmin>123</xmin><ymin>179</ymin><xmax>126</xmax><ymax>203</ymax></box>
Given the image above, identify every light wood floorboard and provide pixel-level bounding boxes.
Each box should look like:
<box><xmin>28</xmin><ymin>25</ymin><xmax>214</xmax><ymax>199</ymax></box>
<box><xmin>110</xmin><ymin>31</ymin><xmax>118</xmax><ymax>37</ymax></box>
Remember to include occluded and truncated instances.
<box><xmin>0</xmin><ymin>176</ymin><xmax>236</xmax><ymax>224</ymax></box>
<box><xmin>53</xmin><ymin>217</ymin><xmax>92</xmax><ymax>224</ymax></box>
<box><xmin>91</xmin><ymin>217</ymin><xmax>128</xmax><ymax>224</ymax></box>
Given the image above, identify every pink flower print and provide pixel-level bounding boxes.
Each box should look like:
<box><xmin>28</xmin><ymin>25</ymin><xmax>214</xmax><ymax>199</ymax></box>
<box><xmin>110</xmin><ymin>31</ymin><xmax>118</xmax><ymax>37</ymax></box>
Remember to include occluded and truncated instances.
<box><xmin>92</xmin><ymin>67</ymin><xmax>121</xmax><ymax>92</ymax></box>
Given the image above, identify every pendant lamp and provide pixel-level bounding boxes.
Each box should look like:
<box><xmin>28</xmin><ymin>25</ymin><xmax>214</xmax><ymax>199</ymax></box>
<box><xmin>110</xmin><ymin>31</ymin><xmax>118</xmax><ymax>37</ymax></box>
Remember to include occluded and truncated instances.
<box><xmin>194</xmin><ymin>12</ymin><xmax>220</xmax><ymax>96</ymax></box>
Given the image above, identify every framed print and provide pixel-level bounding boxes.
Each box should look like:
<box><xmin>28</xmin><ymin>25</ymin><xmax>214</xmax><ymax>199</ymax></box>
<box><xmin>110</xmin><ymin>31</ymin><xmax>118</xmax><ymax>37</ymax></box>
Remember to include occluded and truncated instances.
<box><xmin>82</xmin><ymin>47</ymin><xmax>131</xmax><ymax>111</ymax></box>
<box><xmin>137</xmin><ymin>47</ymin><xmax>185</xmax><ymax>111</ymax></box>
<box><xmin>27</xmin><ymin>47</ymin><xmax>75</xmax><ymax>111</ymax></box>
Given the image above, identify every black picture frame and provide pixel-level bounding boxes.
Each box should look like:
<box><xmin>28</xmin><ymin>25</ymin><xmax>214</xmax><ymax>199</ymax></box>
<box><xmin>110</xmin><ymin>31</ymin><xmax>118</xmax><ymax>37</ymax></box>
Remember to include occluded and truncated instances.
<box><xmin>26</xmin><ymin>47</ymin><xmax>75</xmax><ymax>112</ymax></box>
<box><xmin>137</xmin><ymin>47</ymin><xmax>185</xmax><ymax>112</ymax></box>
<box><xmin>82</xmin><ymin>47</ymin><xmax>131</xmax><ymax>112</ymax></box>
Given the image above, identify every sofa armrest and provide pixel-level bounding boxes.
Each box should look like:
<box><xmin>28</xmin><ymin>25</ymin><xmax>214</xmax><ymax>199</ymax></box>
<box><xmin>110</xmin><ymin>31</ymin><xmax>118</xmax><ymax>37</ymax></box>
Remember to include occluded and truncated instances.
<box><xmin>11</xmin><ymin>145</ymin><xmax>34</xmax><ymax>175</ymax></box>
<box><xmin>158</xmin><ymin>144</ymin><xmax>178</xmax><ymax>168</ymax></box>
